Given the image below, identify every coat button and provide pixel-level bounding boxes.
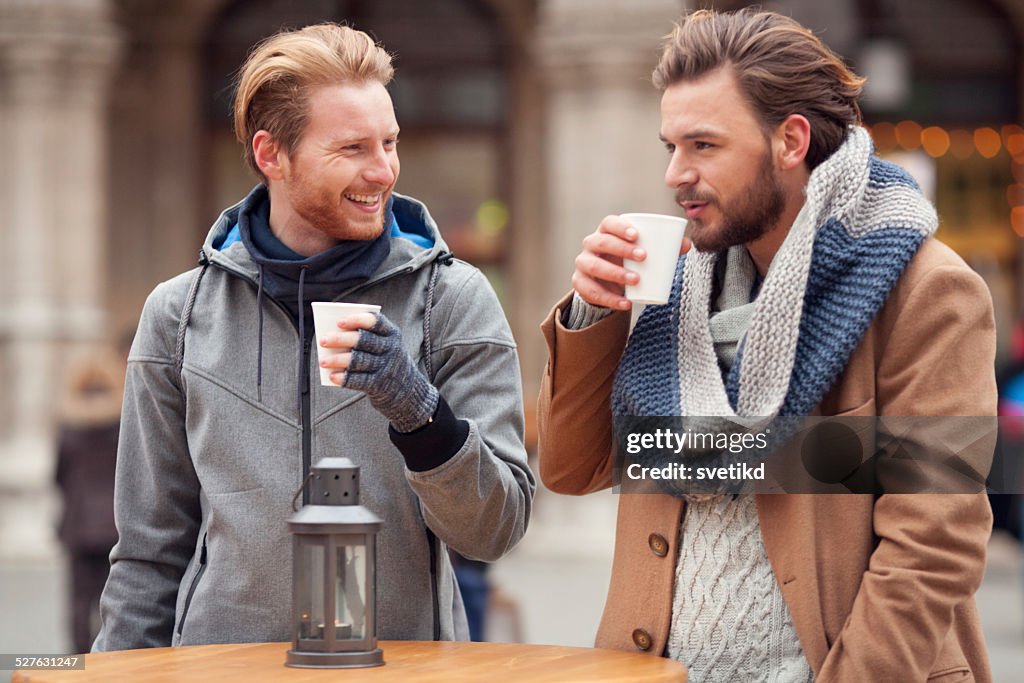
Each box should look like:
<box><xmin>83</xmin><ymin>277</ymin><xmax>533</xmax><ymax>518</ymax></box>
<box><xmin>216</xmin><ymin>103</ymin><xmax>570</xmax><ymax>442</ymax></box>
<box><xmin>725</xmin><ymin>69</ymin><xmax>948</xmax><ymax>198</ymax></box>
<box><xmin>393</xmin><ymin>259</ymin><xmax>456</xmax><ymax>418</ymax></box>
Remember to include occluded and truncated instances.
<box><xmin>632</xmin><ymin>628</ymin><xmax>653</xmax><ymax>651</ymax></box>
<box><xmin>648</xmin><ymin>533</ymin><xmax>669</xmax><ymax>557</ymax></box>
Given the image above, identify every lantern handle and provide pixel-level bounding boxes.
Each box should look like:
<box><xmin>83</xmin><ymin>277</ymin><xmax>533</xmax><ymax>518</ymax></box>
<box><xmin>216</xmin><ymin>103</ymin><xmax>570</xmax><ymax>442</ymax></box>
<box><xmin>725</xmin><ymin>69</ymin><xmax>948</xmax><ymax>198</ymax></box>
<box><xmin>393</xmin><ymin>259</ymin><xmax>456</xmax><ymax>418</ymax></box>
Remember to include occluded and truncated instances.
<box><xmin>291</xmin><ymin>471</ymin><xmax>315</xmax><ymax>512</ymax></box>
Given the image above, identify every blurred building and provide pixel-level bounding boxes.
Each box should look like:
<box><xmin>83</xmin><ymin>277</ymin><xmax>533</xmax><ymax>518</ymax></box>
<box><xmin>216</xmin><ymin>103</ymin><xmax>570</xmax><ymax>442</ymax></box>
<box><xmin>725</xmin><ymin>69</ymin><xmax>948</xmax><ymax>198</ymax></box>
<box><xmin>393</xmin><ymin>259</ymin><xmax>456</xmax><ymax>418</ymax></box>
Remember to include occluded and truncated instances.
<box><xmin>0</xmin><ymin>0</ymin><xmax>1021</xmax><ymax>561</ymax></box>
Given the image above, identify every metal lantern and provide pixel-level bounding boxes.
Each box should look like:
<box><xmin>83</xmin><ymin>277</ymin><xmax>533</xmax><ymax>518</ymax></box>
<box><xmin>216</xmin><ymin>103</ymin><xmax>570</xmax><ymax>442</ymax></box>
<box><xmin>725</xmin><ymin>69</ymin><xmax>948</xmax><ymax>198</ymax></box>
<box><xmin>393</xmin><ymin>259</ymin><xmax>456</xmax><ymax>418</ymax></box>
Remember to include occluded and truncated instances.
<box><xmin>286</xmin><ymin>457</ymin><xmax>383</xmax><ymax>668</ymax></box>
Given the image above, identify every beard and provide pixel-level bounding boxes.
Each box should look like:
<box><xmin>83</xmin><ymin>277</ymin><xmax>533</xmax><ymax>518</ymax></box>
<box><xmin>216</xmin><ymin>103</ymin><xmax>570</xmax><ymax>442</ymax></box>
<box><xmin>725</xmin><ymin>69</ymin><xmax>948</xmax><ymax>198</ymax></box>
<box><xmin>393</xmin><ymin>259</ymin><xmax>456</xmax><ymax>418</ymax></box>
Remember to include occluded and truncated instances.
<box><xmin>287</xmin><ymin>167</ymin><xmax>388</xmax><ymax>243</ymax></box>
<box><xmin>677</xmin><ymin>151</ymin><xmax>786</xmax><ymax>253</ymax></box>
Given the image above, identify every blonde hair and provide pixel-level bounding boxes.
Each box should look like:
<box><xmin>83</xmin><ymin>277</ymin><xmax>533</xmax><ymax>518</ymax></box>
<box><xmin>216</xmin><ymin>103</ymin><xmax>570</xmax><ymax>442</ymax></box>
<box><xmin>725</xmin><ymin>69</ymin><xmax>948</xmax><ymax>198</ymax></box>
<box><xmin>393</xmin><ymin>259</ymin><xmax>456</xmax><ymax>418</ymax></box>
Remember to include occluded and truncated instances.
<box><xmin>233</xmin><ymin>23</ymin><xmax>394</xmax><ymax>181</ymax></box>
<box><xmin>653</xmin><ymin>9</ymin><xmax>865</xmax><ymax>169</ymax></box>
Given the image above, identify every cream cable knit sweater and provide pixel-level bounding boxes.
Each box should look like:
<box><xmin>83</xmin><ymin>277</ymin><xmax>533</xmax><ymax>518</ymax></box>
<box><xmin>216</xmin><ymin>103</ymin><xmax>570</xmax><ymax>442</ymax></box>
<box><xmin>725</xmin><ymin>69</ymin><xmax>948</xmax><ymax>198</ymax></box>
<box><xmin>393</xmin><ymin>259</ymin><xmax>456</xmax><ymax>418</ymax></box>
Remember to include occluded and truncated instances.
<box><xmin>668</xmin><ymin>496</ymin><xmax>812</xmax><ymax>682</ymax></box>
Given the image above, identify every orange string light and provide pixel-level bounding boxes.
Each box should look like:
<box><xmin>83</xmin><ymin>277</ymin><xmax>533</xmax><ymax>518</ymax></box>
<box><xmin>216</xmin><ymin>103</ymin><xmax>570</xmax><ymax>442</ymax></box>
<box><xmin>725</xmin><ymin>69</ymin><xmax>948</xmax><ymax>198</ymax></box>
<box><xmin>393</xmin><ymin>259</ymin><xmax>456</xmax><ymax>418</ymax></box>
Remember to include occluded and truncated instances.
<box><xmin>870</xmin><ymin>122</ymin><xmax>898</xmax><ymax>151</ymax></box>
<box><xmin>1007</xmin><ymin>134</ymin><xmax>1024</xmax><ymax>160</ymax></box>
<box><xmin>1012</xmin><ymin>207</ymin><xmax>1024</xmax><ymax>238</ymax></box>
<box><xmin>895</xmin><ymin>120</ymin><xmax>923</xmax><ymax>150</ymax></box>
<box><xmin>1002</xmin><ymin>124</ymin><xmax>1024</xmax><ymax>144</ymax></box>
<box><xmin>873</xmin><ymin>123</ymin><xmax>1022</xmax><ymax>160</ymax></box>
<box><xmin>974</xmin><ymin>127</ymin><xmax>1002</xmax><ymax>158</ymax></box>
<box><xmin>920</xmin><ymin>126</ymin><xmax>951</xmax><ymax>158</ymax></box>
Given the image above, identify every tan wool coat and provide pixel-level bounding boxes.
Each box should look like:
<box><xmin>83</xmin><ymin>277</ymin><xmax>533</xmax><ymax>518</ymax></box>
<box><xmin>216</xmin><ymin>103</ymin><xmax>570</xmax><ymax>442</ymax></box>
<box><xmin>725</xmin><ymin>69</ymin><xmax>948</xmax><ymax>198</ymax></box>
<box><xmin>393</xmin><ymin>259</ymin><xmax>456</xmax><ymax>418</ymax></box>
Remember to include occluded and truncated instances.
<box><xmin>538</xmin><ymin>238</ymin><xmax>996</xmax><ymax>682</ymax></box>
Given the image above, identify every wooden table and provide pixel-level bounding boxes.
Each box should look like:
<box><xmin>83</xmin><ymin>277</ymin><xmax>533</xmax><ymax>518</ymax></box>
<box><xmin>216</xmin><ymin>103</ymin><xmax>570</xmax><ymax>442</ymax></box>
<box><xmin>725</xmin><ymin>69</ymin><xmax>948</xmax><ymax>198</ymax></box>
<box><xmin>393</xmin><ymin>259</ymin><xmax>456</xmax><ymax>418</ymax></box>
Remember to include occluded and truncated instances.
<box><xmin>12</xmin><ymin>641</ymin><xmax>687</xmax><ymax>682</ymax></box>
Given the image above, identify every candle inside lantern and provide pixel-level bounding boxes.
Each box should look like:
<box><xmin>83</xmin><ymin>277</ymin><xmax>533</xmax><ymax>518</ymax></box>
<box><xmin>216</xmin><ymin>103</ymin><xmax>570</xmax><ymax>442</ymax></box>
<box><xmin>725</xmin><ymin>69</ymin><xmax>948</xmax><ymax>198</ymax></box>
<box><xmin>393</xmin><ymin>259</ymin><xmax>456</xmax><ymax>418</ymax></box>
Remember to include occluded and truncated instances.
<box><xmin>315</xmin><ymin>619</ymin><xmax>353</xmax><ymax>639</ymax></box>
<box><xmin>335</xmin><ymin>619</ymin><xmax>353</xmax><ymax>639</ymax></box>
<box><xmin>299</xmin><ymin>615</ymin><xmax>319</xmax><ymax>640</ymax></box>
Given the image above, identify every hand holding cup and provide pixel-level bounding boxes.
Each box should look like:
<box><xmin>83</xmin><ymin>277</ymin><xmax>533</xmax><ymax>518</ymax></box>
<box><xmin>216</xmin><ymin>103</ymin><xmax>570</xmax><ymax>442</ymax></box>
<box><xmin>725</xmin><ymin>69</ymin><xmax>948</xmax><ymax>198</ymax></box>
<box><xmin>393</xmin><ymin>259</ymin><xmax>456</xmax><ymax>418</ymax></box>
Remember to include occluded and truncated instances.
<box><xmin>572</xmin><ymin>214</ymin><xmax>690</xmax><ymax>310</ymax></box>
<box><xmin>316</xmin><ymin>307</ymin><xmax>439</xmax><ymax>433</ymax></box>
<box><xmin>312</xmin><ymin>302</ymin><xmax>381</xmax><ymax>386</ymax></box>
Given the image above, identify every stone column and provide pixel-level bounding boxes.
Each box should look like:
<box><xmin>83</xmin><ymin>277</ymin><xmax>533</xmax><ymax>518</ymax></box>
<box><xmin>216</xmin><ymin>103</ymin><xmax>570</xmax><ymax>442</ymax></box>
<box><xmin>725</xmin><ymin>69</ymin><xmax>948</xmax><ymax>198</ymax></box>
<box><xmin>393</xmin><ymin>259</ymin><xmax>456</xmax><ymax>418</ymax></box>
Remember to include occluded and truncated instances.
<box><xmin>514</xmin><ymin>0</ymin><xmax>685</xmax><ymax>559</ymax></box>
<box><xmin>106</xmin><ymin>7</ymin><xmax>207</xmax><ymax>336</ymax></box>
<box><xmin>0</xmin><ymin>0</ymin><xmax>122</xmax><ymax>558</ymax></box>
<box><xmin>533</xmin><ymin>0</ymin><xmax>686</xmax><ymax>313</ymax></box>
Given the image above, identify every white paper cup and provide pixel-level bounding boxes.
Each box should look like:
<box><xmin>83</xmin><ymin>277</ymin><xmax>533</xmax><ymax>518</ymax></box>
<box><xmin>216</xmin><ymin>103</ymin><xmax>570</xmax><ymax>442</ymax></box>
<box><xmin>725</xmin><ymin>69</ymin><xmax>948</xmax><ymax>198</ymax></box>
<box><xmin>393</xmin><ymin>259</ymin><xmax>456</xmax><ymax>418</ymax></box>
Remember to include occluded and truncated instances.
<box><xmin>621</xmin><ymin>213</ymin><xmax>688</xmax><ymax>305</ymax></box>
<box><xmin>311</xmin><ymin>302</ymin><xmax>381</xmax><ymax>387</ymax></box>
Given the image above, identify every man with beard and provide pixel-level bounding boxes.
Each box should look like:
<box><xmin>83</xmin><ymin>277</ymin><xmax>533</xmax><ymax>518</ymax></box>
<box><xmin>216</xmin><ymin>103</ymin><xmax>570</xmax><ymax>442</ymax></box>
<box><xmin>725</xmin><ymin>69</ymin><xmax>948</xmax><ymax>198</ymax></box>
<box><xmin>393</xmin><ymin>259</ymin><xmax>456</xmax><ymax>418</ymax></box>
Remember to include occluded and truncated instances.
<box><xmin>538</xmin><ymin>8</ymin><xmax>994</xmax><ymax>682</ymax></box>
<box><xmin>94</xmin><ymin>23</ymin><xmax>533</xmax><ymax>650</ymax></box>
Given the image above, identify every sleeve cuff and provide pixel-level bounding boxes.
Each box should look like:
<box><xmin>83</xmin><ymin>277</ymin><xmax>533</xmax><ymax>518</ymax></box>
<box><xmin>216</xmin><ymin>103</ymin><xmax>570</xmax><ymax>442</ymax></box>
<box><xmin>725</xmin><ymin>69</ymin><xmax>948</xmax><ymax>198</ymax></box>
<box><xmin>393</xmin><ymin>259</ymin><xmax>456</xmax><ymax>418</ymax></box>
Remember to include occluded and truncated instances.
<box><xmin>563</xmin><ymin>292</ymin><xmax>615</xmax><ymax>330</ymax></box>
<box><xmin>388</xmin><ymin>395</ymin><xmax>470</xmax><ymax>472</ymax></box>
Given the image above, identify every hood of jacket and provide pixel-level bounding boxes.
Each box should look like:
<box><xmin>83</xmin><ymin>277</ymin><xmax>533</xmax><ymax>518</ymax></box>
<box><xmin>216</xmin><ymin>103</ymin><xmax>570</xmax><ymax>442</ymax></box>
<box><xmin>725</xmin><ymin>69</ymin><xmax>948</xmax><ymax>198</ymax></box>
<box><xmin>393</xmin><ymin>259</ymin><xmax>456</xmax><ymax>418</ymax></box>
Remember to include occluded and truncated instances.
<box><xmin>200</xmin><ymin>190</ymin><xmax>452</xmax><ymax>292</ymax></box>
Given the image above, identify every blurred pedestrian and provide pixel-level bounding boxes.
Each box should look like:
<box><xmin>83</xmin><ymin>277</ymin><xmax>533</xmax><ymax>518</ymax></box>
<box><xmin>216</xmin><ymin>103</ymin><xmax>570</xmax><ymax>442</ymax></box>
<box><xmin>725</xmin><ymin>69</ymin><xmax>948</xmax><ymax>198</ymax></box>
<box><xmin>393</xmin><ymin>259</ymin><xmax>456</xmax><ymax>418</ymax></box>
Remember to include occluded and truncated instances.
<box><xmin>993</xmin><ymin>322</ymin><xmax>1024</xmax><ymax>537</ymax></box>
<box><xmin>450</xmin><ymin>551</ymin><xmax>490</xmax><ymax>641</ymax></box>
<box><xmin>54</xmin><ymin>332</ymin><xmax>131</xmax><ymax>653</ymax></box>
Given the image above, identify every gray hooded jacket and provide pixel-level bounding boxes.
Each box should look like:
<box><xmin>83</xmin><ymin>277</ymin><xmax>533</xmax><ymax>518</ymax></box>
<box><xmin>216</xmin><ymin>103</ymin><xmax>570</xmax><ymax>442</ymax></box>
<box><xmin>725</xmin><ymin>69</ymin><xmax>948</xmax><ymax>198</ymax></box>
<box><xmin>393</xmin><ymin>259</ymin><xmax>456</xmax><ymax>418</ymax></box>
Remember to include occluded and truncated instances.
<box><xmin>94</xmin><ymin>193</ymin><xmax>534</xmax><ymax>650</ymax></box>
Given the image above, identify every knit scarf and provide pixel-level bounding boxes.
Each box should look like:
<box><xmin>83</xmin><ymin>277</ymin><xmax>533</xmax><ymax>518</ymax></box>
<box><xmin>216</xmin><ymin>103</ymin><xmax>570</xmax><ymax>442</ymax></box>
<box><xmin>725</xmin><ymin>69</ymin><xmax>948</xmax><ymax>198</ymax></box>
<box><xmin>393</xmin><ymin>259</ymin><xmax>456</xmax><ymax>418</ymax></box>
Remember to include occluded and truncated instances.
<box><xmin>611</xmin><ymin>127</ymin><xmax>937</xmax><ymax>487</ymax></box>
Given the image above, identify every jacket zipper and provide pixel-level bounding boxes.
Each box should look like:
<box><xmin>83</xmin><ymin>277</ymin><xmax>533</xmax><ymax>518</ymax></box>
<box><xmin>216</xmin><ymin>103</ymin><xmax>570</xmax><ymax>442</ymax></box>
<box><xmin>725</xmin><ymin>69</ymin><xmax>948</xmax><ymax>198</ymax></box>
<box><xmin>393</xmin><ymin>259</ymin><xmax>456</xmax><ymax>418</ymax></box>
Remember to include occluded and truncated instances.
<box><xmin>425</xmin><ymin>527</ymin><xmax>441</xmax><ymax>640</ymax></box>
<box><xmin>301</xmin><ymin>333</ymin><xmax>312</xmax><ymax>505</ymax></box>
<box><xmin>336</xmin><ymin>264</ymin><xmax>416</xmax><ymax>299</ymax></box>
<box><xmin>177</xmin><ymin>532</ymin><xmax>208</xmax><ymax>636</ymax></box>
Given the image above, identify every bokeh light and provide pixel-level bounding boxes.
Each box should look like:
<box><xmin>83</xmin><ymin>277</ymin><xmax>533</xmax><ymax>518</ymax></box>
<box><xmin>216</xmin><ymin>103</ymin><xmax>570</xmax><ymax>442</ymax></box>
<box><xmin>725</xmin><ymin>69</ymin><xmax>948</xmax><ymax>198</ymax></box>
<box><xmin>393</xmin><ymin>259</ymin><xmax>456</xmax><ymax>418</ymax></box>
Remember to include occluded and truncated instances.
<box><xmin>869</xmin><ymin>122</ymin><xmax>897</xmax><ymax>151</ymax></box>
<box><xmin>1013</xmin><ymin>207</ymin><xmax>1024</xmax><ymax>238</ymax></box>
<box><xmin>1001</xmin><ymin>124</ymin><xmax>1024</xmax><ymax>145</ymax></box>
<box><xmin>895</xmin><ymin>120</ymin><xmax>922</xmax><ymax>150</ymax></box>
<box><xmin>974</xmin><ymin>127</ymin><xmax>1002</xmax><ymax>158</ymax></box>
<box><xmin>920</xmin><ymin>126</ymin><xmax>951</xmax><ymax>158</ymax></box>
<box><xmin>475</xmin><ymin>199</ymin><xmax>509</xmax><ymax>237</ymax></box>
<box><xmin>1007</xmin><ymin>134</ymin><xmax>1024</xmax><ymax>160</ymax></box>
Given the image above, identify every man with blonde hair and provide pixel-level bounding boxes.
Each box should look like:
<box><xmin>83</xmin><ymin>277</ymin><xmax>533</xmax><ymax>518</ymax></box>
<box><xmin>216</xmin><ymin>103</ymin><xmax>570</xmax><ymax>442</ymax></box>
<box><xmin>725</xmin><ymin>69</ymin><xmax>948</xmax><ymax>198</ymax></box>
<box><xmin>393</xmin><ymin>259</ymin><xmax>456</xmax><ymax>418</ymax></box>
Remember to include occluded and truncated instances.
<box><xmin>539</xmin><ymin>8</ymin><xmax>994</xmax><ymax>681</ymax></box>
<box><xmin>95</xmin><ymin>23</ymin><xmax>533</xmax><ymax>650</ymax></box>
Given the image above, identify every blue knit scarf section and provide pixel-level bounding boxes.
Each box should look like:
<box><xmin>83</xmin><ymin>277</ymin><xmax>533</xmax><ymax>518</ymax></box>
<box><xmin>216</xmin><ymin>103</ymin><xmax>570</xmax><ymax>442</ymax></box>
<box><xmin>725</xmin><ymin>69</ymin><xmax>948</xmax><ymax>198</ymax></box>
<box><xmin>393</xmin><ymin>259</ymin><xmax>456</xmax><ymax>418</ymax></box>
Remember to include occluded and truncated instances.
<box><xmin>612</xmin><ymin>134</ymin><xmax>935</xmax><ymax>421</ymax></box>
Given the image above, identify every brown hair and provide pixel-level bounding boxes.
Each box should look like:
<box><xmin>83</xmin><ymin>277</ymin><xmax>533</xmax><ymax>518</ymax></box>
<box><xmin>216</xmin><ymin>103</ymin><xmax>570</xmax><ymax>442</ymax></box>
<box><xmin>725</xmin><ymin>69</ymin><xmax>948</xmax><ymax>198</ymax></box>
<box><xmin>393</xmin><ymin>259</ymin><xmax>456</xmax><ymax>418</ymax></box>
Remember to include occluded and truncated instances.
<box><xmin>652</xmin><ymin>9</ymin><xmax>865</xmax><ymax>169</ymax></box>
<box><xmin>233</xmin><ymin>23</ymin><xmax>394</xmax><ymax>182</ymax></box>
